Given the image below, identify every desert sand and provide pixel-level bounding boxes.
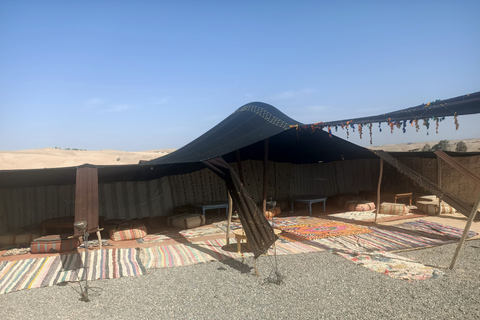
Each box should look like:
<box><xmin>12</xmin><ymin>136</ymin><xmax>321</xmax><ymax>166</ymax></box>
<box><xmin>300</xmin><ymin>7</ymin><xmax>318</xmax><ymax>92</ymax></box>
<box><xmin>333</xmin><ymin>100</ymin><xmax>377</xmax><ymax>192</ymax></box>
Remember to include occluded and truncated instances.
<box><xmin>1</xmin><ymin>138</ymin><xmax>478</xmax><ymax>170</ymax></box>
<box><xmin>0</xmin><ymin>148</ymin><xmax>175</xmax><ymax>170</ymax></box>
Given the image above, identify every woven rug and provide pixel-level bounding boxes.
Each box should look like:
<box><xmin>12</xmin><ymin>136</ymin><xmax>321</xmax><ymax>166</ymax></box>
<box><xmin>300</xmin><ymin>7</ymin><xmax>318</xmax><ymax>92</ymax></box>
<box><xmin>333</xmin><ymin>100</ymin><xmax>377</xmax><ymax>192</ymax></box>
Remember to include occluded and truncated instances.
<box><xmin>1</xmin><ymin>247</ymin><xmax>31</xmax><ymax>257</ymax></box>
<box><xmin>278</xmin><ymin>221</ymin><xmax>373</xmax><ymax>242</ymax></box>
<box><xmin>0</xmin><ymin>248</ymin><xmax>147</xmax><ymax>295</ymax></box>
<box><xmin>139</xmin><ymin>238</ymin><xmax>327</xmax><ymax>269</ymax></box>
<box><xmin>327</xmin><ymin>210</ymin><xmax>427</xmax><ymax>222</ymax></box>
<box><xmin>336</xmin><ymin>250</ymin><xmax>444</xmax><ymax>281</ymax></box>
<box><xmin>139</xmin><ymin>226</ymin><xmax>224</xmax><ymax>244</ymax></box>
<box><xmin>308</xmin><ymin>219</ymin><xmax>478</xmax><ymax>252</ymax></box>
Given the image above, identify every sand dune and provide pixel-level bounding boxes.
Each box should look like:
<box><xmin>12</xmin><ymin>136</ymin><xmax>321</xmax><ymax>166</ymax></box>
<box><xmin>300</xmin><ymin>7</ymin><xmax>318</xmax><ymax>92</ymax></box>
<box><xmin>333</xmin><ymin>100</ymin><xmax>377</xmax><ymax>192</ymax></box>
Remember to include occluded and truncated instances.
<box><xmin>1</xmin><ymin>138</ymin><xmax>478</xmax><ymax>170</ymax></box>
<box><xmin>0</xmin><ymin>148</ymin><xmax>175</xmax><ymax>170</ymax></box>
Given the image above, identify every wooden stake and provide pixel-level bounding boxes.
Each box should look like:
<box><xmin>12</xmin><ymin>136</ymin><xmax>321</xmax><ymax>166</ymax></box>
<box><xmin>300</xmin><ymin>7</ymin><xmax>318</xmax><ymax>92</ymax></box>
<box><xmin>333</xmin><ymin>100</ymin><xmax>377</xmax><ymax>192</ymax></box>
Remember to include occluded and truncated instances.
<box><xmin>226</xmin><ymin>191</ymin><xmax>233</xmax><ymax>245</ymax></box>
<box><xmin>449</xmin><ymin>193</ymin><xmax>480</xmax><ymax>269</ymax></box>
<box><xmin>374</xmin><ymin>159</ymin><xmax>383</xmax><ymax>223</ymax></box>
<box><xmin>262</xmin><ymin>139</ymin><xmax>269</xmax><ymax>216</ymax></box>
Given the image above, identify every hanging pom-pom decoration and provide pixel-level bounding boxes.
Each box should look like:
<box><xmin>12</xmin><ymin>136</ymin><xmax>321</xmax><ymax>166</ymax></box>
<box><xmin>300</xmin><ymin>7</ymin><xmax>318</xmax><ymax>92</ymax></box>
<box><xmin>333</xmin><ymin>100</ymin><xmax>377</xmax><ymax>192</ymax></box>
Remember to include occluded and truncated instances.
<box><xmin>402</xmin><ymin>121</ymin><xmax>407</xmax><ymax>133</ymax></box>
<box><xmin>454</xmin><ymin>113</ymin><xmax>459</xmax><ymax>130</ymax></box>
<box><xmin>414</xmin><ymin>119</ymin><xmax>420</xmax><ymax>132</ymax></box>
<box><xmin>346</xmin><ymin>126</ymin><xmax>349</xmax><ymax>139</ymax></box>
<box><xmin>358</xmin><ymin>124</ymin><xmax>363</xmax><ymax>139</ymax></box>
<box><xmin>423</xmin><ymin>119</ymin><xmax>430</xmax><ymax>135</ymax></box>
<box><xmin>351</xmin><ymin>123</ymin><xmax>355</xmax><ymax>132</ymax></box>
<box><xmin>409</xmin><ymin>119</ymin><xmax>414</xmax><ymax>127</ymax></box>
<box><xmin>436</xmin><ymin>119</ymin><xmax>439</xmax><ymax>134</ymax></box>
<box><xmin>369</xmin><ymin>123</ymin><xmax>373</xmax><ymax>144</ymax></box>
<box><xmin>388</xmin><ymin>118</ymin><xmax>394</xmax><ymax>134</ymax></box>
<box><xmin>328</xmin><ymin>126</ymin><xmax>332</xmax><ymax>138</ymax></box>
<box><xmin>335</xmin><ymin>125</ymin><xmax>338</xmax><ymax>132</ymax></box>
<box><xmin>379</xmin><ymin>122</ymin><xmax>382</xmax><ymax>132</ymax></box>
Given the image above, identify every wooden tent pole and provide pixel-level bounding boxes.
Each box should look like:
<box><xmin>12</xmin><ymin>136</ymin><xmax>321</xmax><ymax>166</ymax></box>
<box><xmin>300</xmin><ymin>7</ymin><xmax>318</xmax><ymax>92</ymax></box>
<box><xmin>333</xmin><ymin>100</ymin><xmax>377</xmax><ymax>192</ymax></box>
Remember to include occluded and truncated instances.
<box><xmin>437</xmin><ymin>157</ymin><xmax>442</xmax><ymax>215</ymax></box>
<box><xmin>226</xmin><ymin>191</ymin><xmax>233</xmax><ymax>245</ymax></box>
<box><xmin>374</xmin><ymin>159</ymin><xmax>383</xmax><ymax>223</ymax></box>
<box><xmin>263</xmin><ymin>139</ymin><xmax>269</xmax><ymax>216</ymax></box>
<box><xmin>449</xmin><ymin>193</ymin><xmax>480</xmax><ymax>269</ymax></box>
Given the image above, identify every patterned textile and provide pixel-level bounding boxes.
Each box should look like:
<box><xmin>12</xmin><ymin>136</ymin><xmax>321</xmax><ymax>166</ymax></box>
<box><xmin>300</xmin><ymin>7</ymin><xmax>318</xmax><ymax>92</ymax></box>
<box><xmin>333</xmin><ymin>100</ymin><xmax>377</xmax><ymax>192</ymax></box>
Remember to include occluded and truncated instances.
<box><xmin>139</xmin><ymin>226</ymin><xmax>224</xmax><ymax>244</ymax></box>
<box><xmin>379</xmin><ymin>202</ymin><xmax>409</xmax><ymax>215</ymax></box>
<box><xmin>78</xmin><ymin>239</ymin><xmax>112</xmax><ymax>248</ymax></box>
<box><xmin>110</xmin><ymin>222</ymin><xmax>147</xmax><ymax>241</ymax></box>
<box><xmin>310</xmin><ymin>220</ymin><xmax>478</xmax><ymax>252</ymax></box>
<box><xmin>0</xmin><ymin>248</ymin><xmax>146</xmax><ymax>294</ymax></box>
<box><xmin>30</xmin><ymin>235</ymin><xmax>82</xmax><ymax>254</ymax></box>
<box><xmin>417</xmin><ymin>201</ymin><xmax>456</xmax><ymax>214</ymax></box>
<box><xmin>1</xmin><ymin>247</ymin><xmax>31</xmax><ymax>257</ymax></box>
<box><xmin>345</xmin><ymin>200</ymin><xmax>375</xmax><ymax>212</ymax></box>
<box><xmin>139</xmin><ymin>238</ymin><xmax>327</xmax><ymax>269</ymax></box>
<box><xmin>278</xmin><ymin>221</ymin><xmax>373</xmax><ymax>242</ymax></box>
<box><xmin>336</xmin><ymin>250</ymin><xmax>444</xmax><ymax>281</ymax></box>
<box><xmin>213</xmin><ymin>216</ymin><xmax>316</xmax><ymax>233</ymax></box>
<box><xmin>327</xmin><ymin>211</ymin><xmax>425</xmax><ymax>222</ymax></box>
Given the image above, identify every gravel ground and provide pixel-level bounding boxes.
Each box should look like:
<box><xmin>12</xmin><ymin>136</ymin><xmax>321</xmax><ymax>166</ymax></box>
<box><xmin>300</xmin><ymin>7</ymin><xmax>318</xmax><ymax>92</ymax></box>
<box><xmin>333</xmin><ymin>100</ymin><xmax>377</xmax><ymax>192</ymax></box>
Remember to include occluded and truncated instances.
<box><xmin>2</xmin><ymin>240</ymin><xmax>480</xmax><ymax>320</ymax></box>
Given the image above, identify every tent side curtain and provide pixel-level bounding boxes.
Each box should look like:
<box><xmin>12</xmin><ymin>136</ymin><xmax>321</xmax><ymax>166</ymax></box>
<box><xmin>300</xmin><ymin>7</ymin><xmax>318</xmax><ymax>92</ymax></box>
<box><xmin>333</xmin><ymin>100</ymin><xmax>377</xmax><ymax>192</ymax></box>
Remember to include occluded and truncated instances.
<box><xmin>373</xmin><ymin>150</ymin><xmax>473</xmax><ymax>217</ymax></box>
<box><xmin>202</xmin><ymin>157</ymin><xmax>277</xmax><ymax>258</ymax></box>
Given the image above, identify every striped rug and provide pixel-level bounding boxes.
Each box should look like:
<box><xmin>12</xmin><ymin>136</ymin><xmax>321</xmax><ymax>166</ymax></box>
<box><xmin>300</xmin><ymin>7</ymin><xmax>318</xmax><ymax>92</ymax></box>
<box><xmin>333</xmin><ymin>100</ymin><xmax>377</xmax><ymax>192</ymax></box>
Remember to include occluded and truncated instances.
<box><xmin>140</xmin><ymin>220</ymin><xmax>478</xmax><ymax>269</ymax></box>
<box><xmin>307</xmin><ymin>219</ymin><xmax>478</xmax><ymax>252</ymax></box>
<box><xmin>0</xmin><ymin>248</ymin><xmax>146</xmax><ymax>295</ymax></box>
<box><xmin>140</xmin><ymin>238</ymin><xmax>327</xmax><ymax>269</ymax></box>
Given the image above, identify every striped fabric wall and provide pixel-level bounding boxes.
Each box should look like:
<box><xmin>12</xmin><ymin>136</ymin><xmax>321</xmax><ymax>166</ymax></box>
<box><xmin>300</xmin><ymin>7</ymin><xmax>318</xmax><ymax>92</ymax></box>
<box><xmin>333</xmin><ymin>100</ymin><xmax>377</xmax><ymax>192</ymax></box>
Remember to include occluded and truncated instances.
<box><xmin>0</xmin><ymin>177</ymin><xmax>174</xmax><ymax>233</ymax></box>
<box><xmin>0</xmin><ymin>185</ymin><xmax>76</xmax><ymax>233</ymax></box>
<box><xmin>98</xmin><ymin>177</ymin><xmax>174</xmax><ymax>220</ymax></box>
<box><xmin>168</xmin><ymin>168</ymin><xmax>229</xmax><ymax>207</ymax></box>
<box><xmin>440</xmin><ymin>155</ymin><xmax>480</xmax><ymax>206</ymax></box>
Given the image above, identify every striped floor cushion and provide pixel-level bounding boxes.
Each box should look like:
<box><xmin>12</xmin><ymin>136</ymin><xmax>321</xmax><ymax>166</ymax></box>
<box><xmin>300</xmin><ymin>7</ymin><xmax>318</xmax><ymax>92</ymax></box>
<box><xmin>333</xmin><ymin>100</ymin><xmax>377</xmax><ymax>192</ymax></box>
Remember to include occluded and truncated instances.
<box><xmin>379</xmin><ymin>202</ymin><xmax>409</xmax><ymax>215</ymax></box>
<box><xmin>417</xmin><ymin>201</ymin><xmax>456</xmax><ymax>214</ymax></box>
<box><xmin>0</xmin><ymin>233</ymin><xmax>41</xmax><ymax>246</ymax></box>
<box><xmin>345</xmin><ymin>200</ymin><xmax>376</xmax><ymax>211</ymax></box>
<box><xmin>110</xmin><ymin>221</ymin><xmax>147</xmax><ymax>241</ymax></box>
<box><xmin>31</xmin><ymin>235</ymin><xmax>83</xmax><ymax>254</ymax></box>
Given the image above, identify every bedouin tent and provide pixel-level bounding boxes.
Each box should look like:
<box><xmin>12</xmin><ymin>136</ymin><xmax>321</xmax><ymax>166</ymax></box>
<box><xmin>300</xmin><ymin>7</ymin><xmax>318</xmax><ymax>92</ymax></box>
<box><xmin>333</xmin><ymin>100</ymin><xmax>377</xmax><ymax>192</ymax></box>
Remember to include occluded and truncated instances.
<box><xmin>1</xmin><ymin>92</ymin><xmax>480</xmax><ymax>258</ymax></box>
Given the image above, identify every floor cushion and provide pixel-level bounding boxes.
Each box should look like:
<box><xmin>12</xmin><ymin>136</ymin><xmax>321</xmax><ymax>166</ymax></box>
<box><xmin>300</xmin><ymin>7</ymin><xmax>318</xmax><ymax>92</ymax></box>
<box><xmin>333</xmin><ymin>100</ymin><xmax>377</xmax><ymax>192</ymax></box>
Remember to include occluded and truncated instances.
<box><xmin>417</xmin><ymin>201</ymin><xmax>456</xmax><ymax>214</ymax></box>
<box><xmin>167</xmin><ymin>213</ymin><xmax>206</xmax><ymax>229</ymax></box>
<box><xmin>379</xmin><ymin>202</ymin><xmax>409</xmax><ymax>215</ymax></box>
<box><xmin>345</xmin><ymin>200</ymin><xmax>376</xmax><ymax>211</ymax></box>
<box><xmin>109</xmin><ymin>221</ymin><xmax>147</xmax><ymax>241</ymax></box>
<box><xmin>30</xmin><ymin>234</ymin><xmax>83</xmax><ymax>254</ymax></box>
<box><xmin>265</xmin><ymin>207</ymin><xmax>281</xmax><ymax>219</ymax></box>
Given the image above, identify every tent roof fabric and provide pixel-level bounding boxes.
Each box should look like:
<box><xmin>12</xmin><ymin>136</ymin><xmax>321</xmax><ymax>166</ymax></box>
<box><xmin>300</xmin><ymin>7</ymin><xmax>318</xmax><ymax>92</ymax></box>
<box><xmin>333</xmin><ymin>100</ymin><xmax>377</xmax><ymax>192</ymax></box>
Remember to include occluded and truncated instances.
<box><xmin>148</xmin><ymin>102</ymin><xmax>376</xmax><ymax>165</ymax></box>
<box><xmin>147</xmin><ymin>102</ymin><xmax>301</xmax><ymax>165</ymax></box>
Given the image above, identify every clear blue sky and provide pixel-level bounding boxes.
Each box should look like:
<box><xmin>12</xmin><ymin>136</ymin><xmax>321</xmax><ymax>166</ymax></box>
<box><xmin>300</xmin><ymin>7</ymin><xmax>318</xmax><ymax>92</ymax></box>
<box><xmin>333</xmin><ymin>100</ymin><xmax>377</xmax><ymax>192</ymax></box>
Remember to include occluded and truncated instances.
<box><xmin>1</xmin><ymin>1</ymin><xmax>479</xmax><ymax>151</ymax></box>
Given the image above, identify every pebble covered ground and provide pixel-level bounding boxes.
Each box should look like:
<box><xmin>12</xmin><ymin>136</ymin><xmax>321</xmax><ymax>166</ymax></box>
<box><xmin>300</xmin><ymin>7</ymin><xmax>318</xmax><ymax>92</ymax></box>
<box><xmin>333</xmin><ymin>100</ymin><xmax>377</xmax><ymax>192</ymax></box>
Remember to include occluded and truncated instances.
<box><xmin>1</xmin><ymin>240</ymin><xmax>480</xmax><ymax>320</ymax></box>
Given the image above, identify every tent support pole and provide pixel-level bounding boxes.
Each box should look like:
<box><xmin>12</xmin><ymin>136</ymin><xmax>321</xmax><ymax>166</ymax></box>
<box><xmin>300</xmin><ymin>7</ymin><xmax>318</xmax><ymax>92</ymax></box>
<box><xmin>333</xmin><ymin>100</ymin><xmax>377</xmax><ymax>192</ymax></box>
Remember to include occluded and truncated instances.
<box><xmin>374</xmin><ymin>158</ymin><xmax>383</xmax><ymax>223</ymax></box>
<box><xmin>449</xmin><ymin>193</ymin><xmax>480</xmax><ymax>269</ymax></box>
<box><xmin>226</xmin><ymin>191</ymin><xmax>233</xmax><ymax>245</ymax></box>
<box><xmin>263</xmin><ymin>139</ymin><xmax>269</xmax><ymax>216</ymax></box>
<box><xmin>437</xmin><ymin>157</ymin><xmax>442</xmax><ymax>215</ymax></box>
